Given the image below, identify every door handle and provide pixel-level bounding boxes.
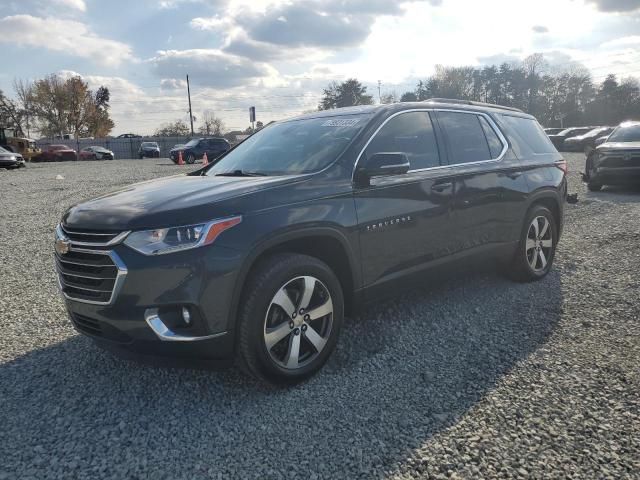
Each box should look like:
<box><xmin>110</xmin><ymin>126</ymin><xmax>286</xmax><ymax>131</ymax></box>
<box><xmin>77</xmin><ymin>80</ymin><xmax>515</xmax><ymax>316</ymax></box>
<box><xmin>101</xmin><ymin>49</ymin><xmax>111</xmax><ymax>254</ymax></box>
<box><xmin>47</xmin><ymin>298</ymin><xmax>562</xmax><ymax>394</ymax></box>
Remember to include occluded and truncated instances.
<box><xmin>431</xmin><ymin>182</ymin><xmax>453</xmax><ymax>192</ymax></box>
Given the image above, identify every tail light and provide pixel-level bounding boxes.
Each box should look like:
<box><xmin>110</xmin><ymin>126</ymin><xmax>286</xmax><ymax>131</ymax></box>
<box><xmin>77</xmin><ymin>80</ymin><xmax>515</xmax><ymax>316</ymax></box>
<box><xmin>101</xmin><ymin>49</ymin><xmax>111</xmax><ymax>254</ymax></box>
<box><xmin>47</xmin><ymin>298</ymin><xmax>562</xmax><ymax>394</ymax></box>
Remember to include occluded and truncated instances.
<box><xmin>555</xmin><ymin>159</ymin><xmax>567</xmax><ymax>174</ymax></box>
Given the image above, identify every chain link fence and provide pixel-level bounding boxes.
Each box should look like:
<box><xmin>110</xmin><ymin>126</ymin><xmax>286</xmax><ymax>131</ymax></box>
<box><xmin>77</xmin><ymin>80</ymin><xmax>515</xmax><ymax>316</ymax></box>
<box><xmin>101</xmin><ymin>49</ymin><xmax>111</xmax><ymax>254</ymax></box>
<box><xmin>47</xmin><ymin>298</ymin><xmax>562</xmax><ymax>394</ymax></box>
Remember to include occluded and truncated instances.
<box><xmin>35</xmin><ymin>136</ymin><xmax>234</xmax><ymax>160</ymax></box>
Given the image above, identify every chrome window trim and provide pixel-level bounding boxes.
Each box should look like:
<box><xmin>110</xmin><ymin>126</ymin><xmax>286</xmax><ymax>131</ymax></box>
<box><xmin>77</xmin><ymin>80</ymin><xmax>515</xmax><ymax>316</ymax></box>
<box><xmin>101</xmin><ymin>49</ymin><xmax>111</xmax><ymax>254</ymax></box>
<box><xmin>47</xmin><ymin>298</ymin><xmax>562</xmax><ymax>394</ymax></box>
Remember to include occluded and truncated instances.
<box><xmin>54</xmin><ymin>226</ymin><xmax>128</xmax><ymax>306</ymax></box>
<box><xmin>352</xmin><ymin>108</ymin><xmax>509</xmax><ymax>181</ymax></box>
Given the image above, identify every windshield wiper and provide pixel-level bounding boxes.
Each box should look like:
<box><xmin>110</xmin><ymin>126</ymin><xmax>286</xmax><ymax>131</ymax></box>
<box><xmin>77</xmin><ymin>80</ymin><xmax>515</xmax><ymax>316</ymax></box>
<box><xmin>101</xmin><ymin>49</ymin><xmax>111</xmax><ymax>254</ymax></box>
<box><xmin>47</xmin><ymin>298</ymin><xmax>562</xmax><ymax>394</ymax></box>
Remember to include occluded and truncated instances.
<box><xmin>215</xmin><ymin>169</ymin><xmax>267</xmax><ymax>177</ymax></box>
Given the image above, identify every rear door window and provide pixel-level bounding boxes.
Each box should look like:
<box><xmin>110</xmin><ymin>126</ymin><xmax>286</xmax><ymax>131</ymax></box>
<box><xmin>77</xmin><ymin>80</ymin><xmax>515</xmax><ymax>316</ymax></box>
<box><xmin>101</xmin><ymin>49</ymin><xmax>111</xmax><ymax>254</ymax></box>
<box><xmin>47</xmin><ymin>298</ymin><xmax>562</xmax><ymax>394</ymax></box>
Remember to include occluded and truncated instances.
<box><xmin>479</xmin><ymin>117</ymin><xmax>504</xmax><ymax>158</ymax></box>
<box><xmin>365</xmin><ymin>111</ymin><xmax>441</xmax><ymax>170</ymax></box>
<box><xmin>499</xmin><ymin>114</ymin><xmax>557</xmax><ymax>155</ymax></box>
<box><xmin>436</xmin><ymin>111</ymin><xmax>495</xmax><ymax>164</ymax></box>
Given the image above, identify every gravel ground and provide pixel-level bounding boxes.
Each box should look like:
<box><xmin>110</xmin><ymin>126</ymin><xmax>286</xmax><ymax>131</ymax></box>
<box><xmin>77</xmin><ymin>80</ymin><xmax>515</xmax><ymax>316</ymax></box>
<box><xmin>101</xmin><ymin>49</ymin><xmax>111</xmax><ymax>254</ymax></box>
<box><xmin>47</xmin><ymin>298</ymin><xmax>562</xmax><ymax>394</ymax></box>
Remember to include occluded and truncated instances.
<box><xmin>0</xmin><ymin>155</ymin><xmax>638</xmax><ymax>479</ymax></box>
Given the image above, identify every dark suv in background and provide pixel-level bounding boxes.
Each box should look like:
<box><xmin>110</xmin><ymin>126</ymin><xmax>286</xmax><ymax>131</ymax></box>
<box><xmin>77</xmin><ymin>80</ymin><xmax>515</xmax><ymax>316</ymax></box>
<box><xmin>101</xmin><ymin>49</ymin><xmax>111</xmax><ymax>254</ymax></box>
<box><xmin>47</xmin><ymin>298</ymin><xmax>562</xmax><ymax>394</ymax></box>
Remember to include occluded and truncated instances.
<box><xmin>584</xmin><ymin>121</ymin><xmax>640</xmax><ymax>191</ymax></box>
<box><xmin>170</xmin><ymin>137</ymin><xmax>230</xmax><ymax>164</ymax></box>
<box><xmin>55</xmin><ymin>99</ymin><xmax>566</xmax><ymax>385</ymax></box>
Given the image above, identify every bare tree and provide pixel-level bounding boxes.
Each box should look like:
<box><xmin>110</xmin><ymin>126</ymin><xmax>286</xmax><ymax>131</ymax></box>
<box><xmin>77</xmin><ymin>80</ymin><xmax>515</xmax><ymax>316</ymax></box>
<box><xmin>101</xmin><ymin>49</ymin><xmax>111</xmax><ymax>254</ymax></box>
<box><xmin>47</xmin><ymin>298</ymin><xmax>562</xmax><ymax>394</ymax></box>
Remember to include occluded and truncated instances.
<box><xmin>198</xmin><ymin>110</ymin><xmax>225</xmax><ymax>136</ymax></box>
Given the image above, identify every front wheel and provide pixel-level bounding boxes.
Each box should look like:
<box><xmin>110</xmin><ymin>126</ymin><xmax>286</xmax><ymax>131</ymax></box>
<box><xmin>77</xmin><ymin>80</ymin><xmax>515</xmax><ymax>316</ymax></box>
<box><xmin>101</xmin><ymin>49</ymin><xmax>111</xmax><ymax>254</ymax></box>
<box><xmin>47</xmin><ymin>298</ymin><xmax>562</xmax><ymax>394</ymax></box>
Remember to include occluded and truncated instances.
<box><xmin>508</xmin><ymin>205</ymin><xmax>557</xmax><ymax>282</ymax></box>
<box><xmin>236</xmin><ymin>253</ymin><xmax>344</xmax><ymax>385</ymax></box>
<box><xmin>585</xmin><ymin>154</ymin><xmax>603</xmax><ymax>191</ymax></box>
<box><xmin>186</xmin><ymin>153</ymin><xmax>196</xmax><ymax>164</ymax></box>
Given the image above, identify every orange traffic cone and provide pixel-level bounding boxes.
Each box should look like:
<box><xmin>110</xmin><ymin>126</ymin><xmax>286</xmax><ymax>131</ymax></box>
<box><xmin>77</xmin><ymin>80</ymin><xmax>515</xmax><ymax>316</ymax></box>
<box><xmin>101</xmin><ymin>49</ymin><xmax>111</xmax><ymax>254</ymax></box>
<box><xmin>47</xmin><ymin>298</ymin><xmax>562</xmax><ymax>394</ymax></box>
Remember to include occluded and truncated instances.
<box><xmin>178</xmin><ymin>150</ymin><xmax>184</xmax><ymax>165</ymax></box>
<box><xmin>202</xmin><ymin>152</ymin><xmax>209</xmax><ymax>166</ymax></box>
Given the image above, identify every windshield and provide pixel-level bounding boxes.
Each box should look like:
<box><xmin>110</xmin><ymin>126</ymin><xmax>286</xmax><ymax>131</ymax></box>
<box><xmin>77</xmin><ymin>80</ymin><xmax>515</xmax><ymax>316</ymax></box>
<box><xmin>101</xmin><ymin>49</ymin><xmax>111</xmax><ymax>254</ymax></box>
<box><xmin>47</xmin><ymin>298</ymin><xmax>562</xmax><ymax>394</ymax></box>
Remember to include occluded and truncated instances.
<box><xmin>184</xmin><ymin>139</ymin><xmax>199</xmax><ymax>147</ymax></box>
<box><xmin>607</xmin><ymin>125</ymin><xmax>640</xmax><ymax>143</ymax></box>
<box><xmin>141</xmin><ymin>142</ymin><xmax>158</xmax><ymax>147</ymax></box>
<box><xmin>206</xmin><ymin>115</ymin><xmax>369</xmax><ymax>176</ymax></box>
<box><xmin>0</xmin><ymin>146</ymin><xmax>8</xmax><ymax>153</ymax></box>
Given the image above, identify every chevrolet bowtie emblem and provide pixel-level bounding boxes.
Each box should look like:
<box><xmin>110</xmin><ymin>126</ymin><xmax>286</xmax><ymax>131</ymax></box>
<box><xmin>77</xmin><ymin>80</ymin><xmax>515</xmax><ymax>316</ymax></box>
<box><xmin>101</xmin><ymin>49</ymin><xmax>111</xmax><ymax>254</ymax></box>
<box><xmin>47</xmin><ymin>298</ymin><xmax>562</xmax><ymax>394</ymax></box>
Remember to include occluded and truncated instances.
<box><xmin>55</xmin><ymin>238</ymin><xmax>71</xmax><ymax>255</ymax></box>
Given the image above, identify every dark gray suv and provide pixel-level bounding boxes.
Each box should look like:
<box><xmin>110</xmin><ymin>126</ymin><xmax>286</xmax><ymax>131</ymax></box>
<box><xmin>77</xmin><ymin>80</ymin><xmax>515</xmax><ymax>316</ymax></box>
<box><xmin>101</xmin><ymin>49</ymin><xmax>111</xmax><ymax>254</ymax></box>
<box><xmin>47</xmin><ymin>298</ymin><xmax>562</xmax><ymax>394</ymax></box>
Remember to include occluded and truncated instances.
<box><xmin>55</xmin><ymin>99</ymin><xmax>567</xmax><ymax>385</ymax></box>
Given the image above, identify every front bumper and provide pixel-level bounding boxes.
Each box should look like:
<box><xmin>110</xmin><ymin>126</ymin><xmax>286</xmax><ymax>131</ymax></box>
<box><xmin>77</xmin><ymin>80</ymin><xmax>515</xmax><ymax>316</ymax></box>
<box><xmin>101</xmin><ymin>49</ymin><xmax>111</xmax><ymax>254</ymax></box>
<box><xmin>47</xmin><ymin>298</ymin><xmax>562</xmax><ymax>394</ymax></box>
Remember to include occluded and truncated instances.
<box><xmin>56</xmin><ymin>227</ymin><xmax>243</xmax><ymax>362</ymax></box>
<box><xmin>140</xmin><ymin>150</ymin><xmax>160</xmax><ymax>158</ymax></box>
<box><xmin>0</xmin><ymin>158</ymin><xmax>25</xmax><ymax>168</ymax></box>
<box><xmin>589</xmin><ymin>152</ymin><xmax>640</xmax><ymax>185</ymax></box>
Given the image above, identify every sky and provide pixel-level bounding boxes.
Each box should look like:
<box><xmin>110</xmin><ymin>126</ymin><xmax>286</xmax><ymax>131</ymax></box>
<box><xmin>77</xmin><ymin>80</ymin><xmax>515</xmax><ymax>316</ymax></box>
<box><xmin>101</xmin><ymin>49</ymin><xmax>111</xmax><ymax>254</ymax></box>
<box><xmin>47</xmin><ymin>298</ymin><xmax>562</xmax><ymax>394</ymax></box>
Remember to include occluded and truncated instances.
<box><xmin>1</xmin><ymin>0</ymin><xmax>640</xmax><ymax>135</ymax></box>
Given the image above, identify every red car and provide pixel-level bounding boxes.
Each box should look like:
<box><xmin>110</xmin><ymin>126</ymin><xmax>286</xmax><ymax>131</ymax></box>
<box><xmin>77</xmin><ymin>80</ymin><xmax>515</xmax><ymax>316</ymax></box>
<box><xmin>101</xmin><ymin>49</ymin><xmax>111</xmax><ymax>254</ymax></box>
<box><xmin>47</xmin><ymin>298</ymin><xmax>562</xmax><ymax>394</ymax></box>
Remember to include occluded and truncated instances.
<box><xmin>36</xmin><ymin>144</ymin><xmax>78</xmax><ymax>162</ymax></box>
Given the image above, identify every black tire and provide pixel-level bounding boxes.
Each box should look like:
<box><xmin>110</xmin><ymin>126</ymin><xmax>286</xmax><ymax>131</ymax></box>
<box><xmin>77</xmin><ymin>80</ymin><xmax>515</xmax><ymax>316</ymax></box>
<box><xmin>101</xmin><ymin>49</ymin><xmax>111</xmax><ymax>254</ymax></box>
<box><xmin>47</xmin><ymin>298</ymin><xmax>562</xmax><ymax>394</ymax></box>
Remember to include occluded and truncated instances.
<box><xmin>186</xmin><ymin>153</ymin><xmax>196</xmax><ymax>165</ymax></box>
<box><xmin>584</xmin><ymin>154</ymin><xmax>603</xmax><ymax>191</ymax></box>
<box><xmin>508</xmin><ymin>205</ymin><xmax>557</xmax><ymax>282</ymax></box>
<box><xmin>236</xmin><ymin>253</ymin><xmax>344</xmax><ymax>386</ymax></box>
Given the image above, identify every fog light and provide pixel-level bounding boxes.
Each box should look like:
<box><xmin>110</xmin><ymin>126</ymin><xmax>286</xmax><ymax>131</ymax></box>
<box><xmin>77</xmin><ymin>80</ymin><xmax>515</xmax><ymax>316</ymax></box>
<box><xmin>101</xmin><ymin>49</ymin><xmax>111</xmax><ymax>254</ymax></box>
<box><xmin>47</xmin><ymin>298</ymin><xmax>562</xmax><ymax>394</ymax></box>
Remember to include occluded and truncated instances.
<box><xmin>181</xmin><ymin>307</ymin><xmax>191</xmax><ymax>325</ymax></box>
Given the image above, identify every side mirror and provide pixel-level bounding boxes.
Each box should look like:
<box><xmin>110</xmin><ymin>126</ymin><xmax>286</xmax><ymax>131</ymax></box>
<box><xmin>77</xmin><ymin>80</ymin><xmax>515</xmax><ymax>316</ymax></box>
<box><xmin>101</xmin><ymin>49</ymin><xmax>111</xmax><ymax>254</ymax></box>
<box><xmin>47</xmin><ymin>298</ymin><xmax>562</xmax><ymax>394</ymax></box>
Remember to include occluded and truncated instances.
<box><xmin>355</xmin><ymin>152</ymin><xmax>410</xmax><ymax>184</ymax></box>
<box><xmin>595</xmin><ymin>136</ymin><xmax>608</xmax><ymax>146</ymax></box>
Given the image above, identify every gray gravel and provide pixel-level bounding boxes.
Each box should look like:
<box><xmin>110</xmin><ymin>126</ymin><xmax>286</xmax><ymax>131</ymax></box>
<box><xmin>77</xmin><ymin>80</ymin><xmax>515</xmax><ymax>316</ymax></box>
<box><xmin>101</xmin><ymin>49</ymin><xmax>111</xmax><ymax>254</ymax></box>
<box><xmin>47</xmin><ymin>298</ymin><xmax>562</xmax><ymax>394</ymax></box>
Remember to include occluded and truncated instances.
<box><xmin>0</xmin><ymin>155</ymin><xmax>638</xmax><ymax>479</ymax></box>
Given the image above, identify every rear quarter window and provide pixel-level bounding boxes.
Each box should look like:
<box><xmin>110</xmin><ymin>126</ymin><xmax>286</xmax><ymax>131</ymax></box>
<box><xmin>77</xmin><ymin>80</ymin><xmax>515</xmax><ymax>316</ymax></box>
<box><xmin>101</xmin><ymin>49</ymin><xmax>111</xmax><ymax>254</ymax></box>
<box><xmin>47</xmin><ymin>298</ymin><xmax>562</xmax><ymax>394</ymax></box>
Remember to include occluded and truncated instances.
<box><xmin>499</xmin><ymin>114</ymin><xmax>557</xmax><ymax>157</ymax></box>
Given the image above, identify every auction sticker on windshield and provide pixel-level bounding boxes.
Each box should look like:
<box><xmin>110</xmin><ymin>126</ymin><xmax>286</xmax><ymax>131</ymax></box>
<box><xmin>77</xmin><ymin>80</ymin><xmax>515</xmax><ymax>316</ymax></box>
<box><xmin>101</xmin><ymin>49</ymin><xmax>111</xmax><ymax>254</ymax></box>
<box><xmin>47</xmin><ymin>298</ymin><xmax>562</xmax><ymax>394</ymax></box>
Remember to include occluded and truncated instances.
<box><xmin>321</xmin><ymin>118</ymin><xmax>361</xmax><ymax>127</ymax></box>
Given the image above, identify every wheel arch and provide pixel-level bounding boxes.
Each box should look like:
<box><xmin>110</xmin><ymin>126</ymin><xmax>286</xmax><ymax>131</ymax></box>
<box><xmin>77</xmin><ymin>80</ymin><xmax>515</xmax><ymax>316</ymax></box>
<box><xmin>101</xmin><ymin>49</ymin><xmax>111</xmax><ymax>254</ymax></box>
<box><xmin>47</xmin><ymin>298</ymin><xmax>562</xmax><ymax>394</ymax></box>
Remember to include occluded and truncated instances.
<box><xmin>228</xmin><ymin>227</ymin><xmax>361</xmax><ymax>329</ymax></box>
<box><xmin>525</xmin><ymin>189</ymin><xmax>563</xmax><ymax>238</ymax></box>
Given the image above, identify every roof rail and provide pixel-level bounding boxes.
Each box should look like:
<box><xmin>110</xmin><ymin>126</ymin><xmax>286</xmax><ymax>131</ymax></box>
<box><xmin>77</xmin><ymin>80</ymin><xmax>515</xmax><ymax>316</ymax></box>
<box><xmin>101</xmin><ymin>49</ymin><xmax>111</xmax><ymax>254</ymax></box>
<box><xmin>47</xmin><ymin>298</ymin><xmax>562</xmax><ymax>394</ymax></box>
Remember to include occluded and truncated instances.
<box><xmin>424</xmin><ymin>98</ymin><xmax>524</xmax><ymax>113</ymax></box>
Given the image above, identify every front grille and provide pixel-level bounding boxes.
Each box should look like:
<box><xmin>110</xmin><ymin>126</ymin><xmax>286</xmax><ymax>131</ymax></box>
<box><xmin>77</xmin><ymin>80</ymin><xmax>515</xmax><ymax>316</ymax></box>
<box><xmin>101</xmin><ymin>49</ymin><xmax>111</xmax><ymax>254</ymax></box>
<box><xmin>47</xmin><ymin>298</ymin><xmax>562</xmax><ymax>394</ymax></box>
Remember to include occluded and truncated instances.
<box><xmin>600</xmin><ymin>153</ymin><xmax>640</xmax><ymax>168</ymax></box>
<box><xmin>71</xmin><ymin>313</ymin><xmax>103</xmax><ymax>337</ymax></box>
<box><xmin>55</xmin><ymin>225</ymin><xmax>128</xmax><ymax>305</ymax></box>
<box><xmin>56</xmin><ymin>249</ymin><xmax>121</xmax><ymax>303</ymax></box>
<box><xmin>60</xmin><ymin>225</ymin><xmax>123</xmax><ymax>245</ymax></box>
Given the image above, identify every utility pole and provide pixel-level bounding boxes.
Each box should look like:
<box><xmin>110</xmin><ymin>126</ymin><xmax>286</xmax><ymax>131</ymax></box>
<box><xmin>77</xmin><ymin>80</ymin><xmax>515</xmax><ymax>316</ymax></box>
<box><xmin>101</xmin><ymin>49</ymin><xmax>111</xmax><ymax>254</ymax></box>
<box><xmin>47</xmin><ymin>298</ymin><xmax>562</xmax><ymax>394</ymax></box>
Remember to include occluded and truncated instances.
<box><xmin>186</xmin><ymin>74</ymin><xmax>194</xmax><ymax>136</ymax></box>
<box><xmin>377</xmin><ymin>80</ymin><xmax>382</xmax><ymax>104</ymax></box>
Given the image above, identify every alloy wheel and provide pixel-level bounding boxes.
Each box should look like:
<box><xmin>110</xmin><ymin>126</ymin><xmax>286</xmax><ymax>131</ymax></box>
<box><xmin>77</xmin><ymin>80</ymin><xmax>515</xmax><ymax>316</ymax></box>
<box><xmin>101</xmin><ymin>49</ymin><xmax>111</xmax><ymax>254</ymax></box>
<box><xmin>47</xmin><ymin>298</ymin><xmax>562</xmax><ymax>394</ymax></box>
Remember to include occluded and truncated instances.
<box><xmin>525</xmin><ymin>216</ymin><xmax>553</xmax><ymax>272</ymax></box>
<box><xmin>263</xmin><ymin>276</ymin><xmax>333</xmax><ymax>370</ymax></box>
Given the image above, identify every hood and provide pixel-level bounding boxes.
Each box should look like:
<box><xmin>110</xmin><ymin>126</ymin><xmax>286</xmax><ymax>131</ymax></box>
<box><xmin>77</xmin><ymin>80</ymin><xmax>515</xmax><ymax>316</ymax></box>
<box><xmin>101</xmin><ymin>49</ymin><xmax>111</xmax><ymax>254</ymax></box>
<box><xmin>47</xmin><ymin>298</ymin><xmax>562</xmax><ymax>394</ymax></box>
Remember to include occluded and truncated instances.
<box><xmin>0</xmin><ymin>152</ymin><xmax>21</xmax><ymax>160</ymax></box>
<box><xmin>598</xmin><ymin>141</ymin><xmax>640</xmax><ymax>151</ymax></box>
<box><xmin>62</xmin><ymin>173</ymin><xmax>302</xmax><ymax>231</ymax></box>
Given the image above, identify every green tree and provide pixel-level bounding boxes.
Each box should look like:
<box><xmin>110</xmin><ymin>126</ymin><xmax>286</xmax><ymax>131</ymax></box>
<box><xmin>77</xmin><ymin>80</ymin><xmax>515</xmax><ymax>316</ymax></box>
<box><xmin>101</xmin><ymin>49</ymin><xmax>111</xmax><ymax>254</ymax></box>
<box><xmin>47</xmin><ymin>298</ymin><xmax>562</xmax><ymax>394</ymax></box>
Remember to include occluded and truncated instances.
<box><xmin>400</xmin><ymin>91</ymin><xmax>418</xmax><ymax>102</ymax></box>
<box><xmin>318</xmin><ymin>79</ymin><xmax>374</xmax><ymax>110</ymax></box>
<box><xmin>19</xmin><ymin>74</ymin><xmax>114</xmax><ymax>138</ymax></box>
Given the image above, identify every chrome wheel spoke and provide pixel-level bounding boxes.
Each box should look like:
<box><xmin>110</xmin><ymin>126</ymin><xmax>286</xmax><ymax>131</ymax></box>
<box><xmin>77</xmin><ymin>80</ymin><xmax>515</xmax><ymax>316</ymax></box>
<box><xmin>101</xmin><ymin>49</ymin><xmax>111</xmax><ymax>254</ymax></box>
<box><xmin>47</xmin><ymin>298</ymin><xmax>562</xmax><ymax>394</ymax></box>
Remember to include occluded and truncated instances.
<box><xmin>265</xmin><ymin>322</ymin><xmax>292</xmax><ymax>350</ymax></box>
<box><xmin>298</xmin><ymin>276</ymin><xmax>316</xmax><ymax>310</ymax></box>
<box><xmin>284</xmin><ymin>333</ymin><xmax>301</xmax><ymax>368</ymax></box>
<box><xmin>303</xmin><ymin>323</ymin><xmax>327</xmax><ymax>352</ymax></box>
<box><xmin>532</xmin><ymin>218</ymin><xmax>540</xmax><ymax>238</ymax></box>
<box><xmin>539</xmin><ymin>218</ymin><xmax>549</xmax><ymax>238</ymax></box>
<box><xmin>529</xmin><ymin>251</ymin><xmax>538</xmax><ymax>269</ymax></box>
<box><xmin>538</xmin><ymin>248</ymin><xmax>548</xmax><ymax>268</ymax></box>
<box><xmin>307</xmin><ymin>298</ymin><xmax>333</xmax><ymax>321</ymax></box>
<box><xmin>272</xmin><ymin>288</ymin><xmax>296</xmax><ymax>317</ymax></box>
<box><xmin>541</xmin><ymin>239</ymin><xmax>552</xmax><ymax>248</ymax></box>
<box><xmin>525</xmin><ymin>238</ymin><xmax>536</xmax><ymax>251</ymax></box>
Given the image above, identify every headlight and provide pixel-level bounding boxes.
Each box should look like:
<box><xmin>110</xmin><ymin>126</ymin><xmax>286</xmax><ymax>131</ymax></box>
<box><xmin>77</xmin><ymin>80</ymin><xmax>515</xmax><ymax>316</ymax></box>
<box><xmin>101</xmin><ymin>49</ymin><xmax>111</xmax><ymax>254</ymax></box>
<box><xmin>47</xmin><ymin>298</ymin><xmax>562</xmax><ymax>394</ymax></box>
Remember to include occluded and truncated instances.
<box><xmin>124</xmin><ymin>216</ymin><xmax>242</xmax><ymax>255</ymax></box>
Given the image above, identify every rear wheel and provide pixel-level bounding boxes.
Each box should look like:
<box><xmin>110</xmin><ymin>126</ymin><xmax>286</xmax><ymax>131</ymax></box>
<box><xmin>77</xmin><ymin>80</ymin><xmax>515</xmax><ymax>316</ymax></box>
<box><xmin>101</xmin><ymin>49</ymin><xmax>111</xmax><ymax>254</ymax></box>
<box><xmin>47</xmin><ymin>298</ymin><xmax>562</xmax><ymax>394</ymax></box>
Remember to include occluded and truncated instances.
<box><xmin>508</xmin><ymin>205</ymin><xmax>557</xmax><ymax>282</ymax></box>
<box><xmin>236</xmin><ymin>253</ymin><xmax>344</xmax><ymax>385</ymax></box>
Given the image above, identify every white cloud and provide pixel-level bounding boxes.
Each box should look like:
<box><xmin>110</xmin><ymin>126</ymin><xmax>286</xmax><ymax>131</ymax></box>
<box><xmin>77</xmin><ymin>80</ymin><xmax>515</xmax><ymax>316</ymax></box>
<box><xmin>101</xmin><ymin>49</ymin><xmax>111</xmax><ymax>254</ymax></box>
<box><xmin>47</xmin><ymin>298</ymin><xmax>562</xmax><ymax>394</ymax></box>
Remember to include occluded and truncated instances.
<box><xmin>0</xmin><ymin>15</ymin><xmax>134</xmax><ymax>66</ymax></box>
<box><xmin>52</xmin><ymin>0</ymin><xmax>86</xmax><ymax>11</ymax></box>
<box><xmin>601</xmin><ymin>35</ymin><xmax>640</xmax><ymax>48</ymax></box>
<box><xmin>147</xmin><ymin>49</ymin><xmax>276</xmax><ymax>88</ymax></box>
